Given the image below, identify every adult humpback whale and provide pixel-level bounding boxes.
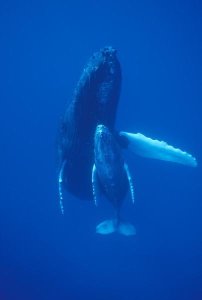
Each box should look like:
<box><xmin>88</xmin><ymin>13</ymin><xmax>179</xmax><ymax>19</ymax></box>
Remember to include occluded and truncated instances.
<box><xmin>57</xmin><ymin>46</ymin><xmax>197</xmax><ymax>234</ymax></box>
<box><xmin>57</xmin><ymin>47</ymin><xmax>122</xmax><ymax>212</ymax></box>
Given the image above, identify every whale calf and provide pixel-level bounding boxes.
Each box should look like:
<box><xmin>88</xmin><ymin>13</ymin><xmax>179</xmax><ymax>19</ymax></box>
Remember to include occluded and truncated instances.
<box><xmin>57</xmin><ymin>46</ymin><xmax>197</xmax><ymax>234</ymax></box>
<box><xmin>93</xmin><ymin>124</ymin><xmax>135</xmax><ymax>236</ymax></box>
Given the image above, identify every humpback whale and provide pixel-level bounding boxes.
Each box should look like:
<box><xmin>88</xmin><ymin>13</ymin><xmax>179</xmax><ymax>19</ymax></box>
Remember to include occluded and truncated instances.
<box><xmin>57</xmin><ymin>46</ymin><xmax>197</xmax><ymax>234</ymax></box>
<box><xmin>57</xmin><ymin>47</ymin><xmax>121</xmax><ymax>212</ymax></box>
<box><xmin>93</xmin><ymin>124</ymin><xmax>135</xmax><ymax>236</ymax></box>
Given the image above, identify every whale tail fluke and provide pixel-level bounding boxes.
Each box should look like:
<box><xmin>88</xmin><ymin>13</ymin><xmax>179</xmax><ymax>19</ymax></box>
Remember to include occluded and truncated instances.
<box><xmin>118</xmin><ymin>221</ymin><xmax>136</xmax><ymax>236</ymax></box>
<box><xmin>96</xmin><ymin>219</ymin><xmax>136</xmax><ymax>236</ymax></box>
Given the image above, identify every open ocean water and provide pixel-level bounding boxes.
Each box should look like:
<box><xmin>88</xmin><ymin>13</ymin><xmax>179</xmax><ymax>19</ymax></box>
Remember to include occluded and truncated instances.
<box><xmin>0</xmin><ymin>0</ymin><xmax>202</xmax><ymax>299</ymax></box>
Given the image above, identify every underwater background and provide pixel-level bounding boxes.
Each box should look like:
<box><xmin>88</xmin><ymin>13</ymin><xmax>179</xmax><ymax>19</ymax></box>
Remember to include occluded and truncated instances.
<box><xmin>0</xmin><ymin>0</ymin><xmax>202</xmax><ymax>299</ymax></box>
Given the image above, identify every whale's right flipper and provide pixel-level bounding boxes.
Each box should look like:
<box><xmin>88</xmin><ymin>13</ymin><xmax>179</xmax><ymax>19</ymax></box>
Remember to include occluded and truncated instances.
<box><xmin>58</xmin><ymin>160</ymin><xmax>67</xmax><ymax>214</ymax></box>
<box><xmin>96</xmin><ymin>219</ymin><xmax>136</xmax><ymax>236</ymax></box>
<box><xmin>92</xmin><ymin>164</ymin><xmax>99</xmax><ymax>206</ymax></box>
<box><xmin>120</xmin><ymin>132</ymin><xmax>197</xmax><ymax>167</ymax></box>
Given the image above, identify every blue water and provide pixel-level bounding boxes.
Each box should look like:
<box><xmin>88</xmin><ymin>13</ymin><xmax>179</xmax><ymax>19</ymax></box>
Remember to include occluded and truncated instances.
<box><xmin>0</xmin><ymin>1</ymin><xmax>202</xmax><ymax>299</ymax></box>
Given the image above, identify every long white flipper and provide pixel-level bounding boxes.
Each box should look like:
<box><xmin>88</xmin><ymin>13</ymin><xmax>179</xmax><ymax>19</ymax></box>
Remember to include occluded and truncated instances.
<box><xmin>120</xmin><ymin>132</ymin><xmax>197</xmax><ymax>167</ymax></box>
<box><xmin>124</xmin><ymin>163</ymin><xmax>135</xmax><ymax>204</ymax></box>
<box><xmin>58</xmin><ymin>160</ymin><xmax>67</xmax><ymax>214</ymax></box>
<box><xmin>92</xmin><ymin>164</ymin><xmax>98</xmax><ymax>206</ymax></box>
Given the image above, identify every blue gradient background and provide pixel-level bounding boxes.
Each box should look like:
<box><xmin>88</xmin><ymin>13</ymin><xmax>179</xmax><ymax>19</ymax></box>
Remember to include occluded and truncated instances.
<box><xmin>0</xmin><ymin>0</ymin><xmax>201</xmax><ymax>299</ymax></box>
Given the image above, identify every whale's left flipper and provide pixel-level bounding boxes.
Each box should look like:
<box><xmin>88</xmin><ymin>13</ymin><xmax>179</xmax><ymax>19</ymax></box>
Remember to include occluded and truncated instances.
<box><xmin>120</xmin><ymin>132</ymin><xmax>197</xmax><ymax>167</ymax></box>
<box><xmin>124</xmin><ymin>163</ymin><xmax>135</xmax><ymax>204</ymax></box>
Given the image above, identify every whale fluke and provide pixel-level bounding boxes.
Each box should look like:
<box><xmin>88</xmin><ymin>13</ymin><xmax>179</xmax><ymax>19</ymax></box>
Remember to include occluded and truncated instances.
<box><xmin>118</xmin><ymin>221</ymin><xmax>136</xmax><ymax>236</ymax></box>
<box><xmin>96</xmin><ymin>219</ymin><xmax>136</xmax><ymax>236</ymax></box>
<box><xmin>120</xmin><ymin>132</ymin><xmax>197</xmax><ymax>167</ymax></box>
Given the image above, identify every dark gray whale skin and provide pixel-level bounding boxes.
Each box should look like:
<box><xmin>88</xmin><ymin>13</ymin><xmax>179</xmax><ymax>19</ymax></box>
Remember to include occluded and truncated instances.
<box><xmin>57</xmin><ymin>47</ymin><xmax>122</xmax><ymax>200</ymax></box>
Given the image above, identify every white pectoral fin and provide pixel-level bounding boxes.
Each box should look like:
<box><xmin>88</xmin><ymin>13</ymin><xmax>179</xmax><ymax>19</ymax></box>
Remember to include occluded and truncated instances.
<box><xmin>58</xmin><ymin>160</ymin><xmax>67</xmax><ymax>214</ymax></box>
<box><xmin>92</xmin><ymin>164</ymin><xmax>98</xmax><ymax>206</ymax></box>
<box><xmin>120</xmin><ymin>131</ymin><xmax>197</xmax><ymax>167</ymax></box>
<box><xmin>124</xmin><ymin>163</ymin><xmax>135</xmax><ymax>204</ymax></box>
